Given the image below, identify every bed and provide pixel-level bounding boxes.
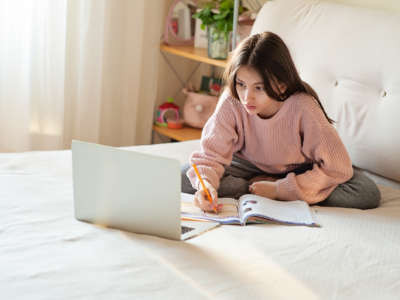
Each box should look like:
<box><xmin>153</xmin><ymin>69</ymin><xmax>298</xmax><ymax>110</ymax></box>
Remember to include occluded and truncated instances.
<box><xmin>1</xmin><ymin>0</ymin><xmax>400</xmax><ymax>299</ymax></box>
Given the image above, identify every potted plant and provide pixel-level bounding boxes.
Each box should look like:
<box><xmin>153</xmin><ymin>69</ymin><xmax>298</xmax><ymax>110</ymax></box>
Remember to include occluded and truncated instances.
<box><xmin>193</xmin><ymin>0</ymin><xmax>245</xmax><ymax>59</ymax></box>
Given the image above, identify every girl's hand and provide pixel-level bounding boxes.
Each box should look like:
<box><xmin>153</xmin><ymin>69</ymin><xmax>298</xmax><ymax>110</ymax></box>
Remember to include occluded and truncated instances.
<box><xmin>249</xmin><ymin>181</ymin><xmax>278</xmax><ymax>200</ymax></box>
<box><xmin>194</xmin><ymin>181</ymin><xmax>223</xmax><ymax>213</ymax></box>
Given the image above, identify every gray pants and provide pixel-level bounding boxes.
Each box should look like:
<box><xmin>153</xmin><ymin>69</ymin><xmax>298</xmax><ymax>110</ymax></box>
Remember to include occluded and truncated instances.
<box><xmin>181</xmin><ymin>155</ymin><xmax>381</xmax><ymax>209</ymax></box>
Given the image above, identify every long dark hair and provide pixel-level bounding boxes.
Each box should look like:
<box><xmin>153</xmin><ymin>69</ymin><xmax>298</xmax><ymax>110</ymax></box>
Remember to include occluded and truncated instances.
<box><xmin>223</xmin><ymin>31</ymin><xmax>334</xmax><ymax>124</ymax></box>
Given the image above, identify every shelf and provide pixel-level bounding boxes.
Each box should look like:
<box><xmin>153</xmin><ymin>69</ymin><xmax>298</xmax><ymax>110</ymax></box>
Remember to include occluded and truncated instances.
<box><xmin>153</xmin><ymin>125</ymin><xmax>202</xmax><ymax>142</ymax></box>
<box><xmin>160</xmin><ymin>43</ymin><xmax>228</xmax><ymax>68</ymax></box>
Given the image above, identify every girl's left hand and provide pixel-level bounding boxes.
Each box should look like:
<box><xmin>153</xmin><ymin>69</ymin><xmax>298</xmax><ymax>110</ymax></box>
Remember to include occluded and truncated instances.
<box><xmin>249</xmin><ymin>181</ymin><xmax>278</xmax><ymax>199</ymax></box>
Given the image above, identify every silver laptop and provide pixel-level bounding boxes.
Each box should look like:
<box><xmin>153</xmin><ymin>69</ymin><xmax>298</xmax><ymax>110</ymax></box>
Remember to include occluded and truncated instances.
<box><xmin>71</xmin><ymin>140</ymin><xmax>218</xmax><ymax>240</ymax></box>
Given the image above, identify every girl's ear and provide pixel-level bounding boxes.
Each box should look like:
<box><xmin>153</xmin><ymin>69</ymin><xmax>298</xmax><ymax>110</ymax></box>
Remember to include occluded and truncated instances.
<box><xmin>271</xmin><ymin>77</ymin><xmax>287</xmax><ymax>94</ymax></box>
<box><xmin>278</xmin><ymin>82</ymin><xmax>287</xmax><ymax>94</ymax></box>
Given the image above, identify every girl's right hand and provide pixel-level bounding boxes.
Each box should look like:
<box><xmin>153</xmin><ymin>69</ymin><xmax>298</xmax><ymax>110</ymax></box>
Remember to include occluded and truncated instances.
<box><xmin>194</xmin><ymin>181</ymin><xmax>223</xmax><ymax>213</ymax></box>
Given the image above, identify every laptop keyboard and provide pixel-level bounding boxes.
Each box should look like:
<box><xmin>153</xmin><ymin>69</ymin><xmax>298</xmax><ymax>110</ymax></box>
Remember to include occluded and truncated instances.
<box><xmin>181</xmin><ymin>225</ymin><xmax>195</xmax><ymax>234</ymax></box>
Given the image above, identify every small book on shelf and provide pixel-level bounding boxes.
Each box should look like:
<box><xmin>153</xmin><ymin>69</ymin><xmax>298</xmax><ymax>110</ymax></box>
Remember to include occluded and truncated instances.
<box><xmin>181</xmin><ymin>193</ymin><xmax>319</xmax><ymax>227</ymax></box>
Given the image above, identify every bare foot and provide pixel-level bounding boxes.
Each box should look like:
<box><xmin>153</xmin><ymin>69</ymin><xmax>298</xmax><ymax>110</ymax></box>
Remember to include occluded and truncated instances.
<box><xmin>249</xmin><ymin>180</ymin><xmax>277</xmax><ymax>199</ymax></box>
<box><xmin>249</xmin><ymin>175</ymin><xmax>279</xmax><ymax>185</ymax></box>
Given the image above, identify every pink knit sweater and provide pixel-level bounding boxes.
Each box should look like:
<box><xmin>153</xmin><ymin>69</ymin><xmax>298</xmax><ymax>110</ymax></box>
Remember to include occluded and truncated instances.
<box><xmin>187</xmin><ymin>91</ymin><xmax>353</xmax><ymax>204</ymax></box>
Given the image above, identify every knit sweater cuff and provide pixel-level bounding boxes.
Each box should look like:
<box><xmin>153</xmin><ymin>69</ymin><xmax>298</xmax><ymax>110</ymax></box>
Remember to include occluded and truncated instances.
<box><xmin>187</xmin><ymin>167</ymin><xmax>220</xmax><ymax>191</ymax></box>
<box><xmin>276</xmin><ymin>174</ymin><xmax>298</xmax><ymax>201</ymax></box>
<box><xmin>195</xmin><ymin>177</ymin><xmax>216</xmax><ymax>191</ymax></box>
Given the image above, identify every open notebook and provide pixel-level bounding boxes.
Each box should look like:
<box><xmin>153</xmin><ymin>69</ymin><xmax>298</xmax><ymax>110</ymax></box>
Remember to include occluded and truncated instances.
<box><xmin>181</xmin><ymin>193</ymin><xmax>319</xmax><ymax>227</ymax></box>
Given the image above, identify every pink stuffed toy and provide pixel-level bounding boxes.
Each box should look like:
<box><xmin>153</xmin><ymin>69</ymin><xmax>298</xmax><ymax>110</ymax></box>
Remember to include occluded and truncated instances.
<box><xmin>182</xmin><ymin>88</ymin><xmax>218</xmax><ymax>128</ymax></box>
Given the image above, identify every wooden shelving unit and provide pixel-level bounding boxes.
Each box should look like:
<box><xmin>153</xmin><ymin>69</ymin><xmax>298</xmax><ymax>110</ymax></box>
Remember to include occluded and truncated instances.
<box><xmin>156</xmin><ymin>0</ymin><xmax>240</xmax><ymax>142</ymax></box>
<box><xmin>153</xmin><ymin>125</ymin><xmax>202</xmax><ymax>142</ymax></box>
<box><xmin>156</xmin><ymin>44</ymin><xmax>227</xmax><ymax>141</ymax></box>
<box><xmin>160</xmin><ymin>43</ymin><xmax>228</xmax><ymax>68</ymax></box>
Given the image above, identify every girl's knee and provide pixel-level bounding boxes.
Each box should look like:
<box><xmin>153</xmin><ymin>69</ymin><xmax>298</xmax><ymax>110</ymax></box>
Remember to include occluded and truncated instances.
<box><xmin>354</xmin><ymin>170</ymin><xmax>381</xmax><ymax>209</ymax></box>
<box><xmin>321</xmin><ymin>170</ymin><xmax>381</xmax><ymax>209</ymax></box>
<box><xmin>363</xmin><ymin>181</ymin><xmax>381</xmax><ymax>209</ymax></box>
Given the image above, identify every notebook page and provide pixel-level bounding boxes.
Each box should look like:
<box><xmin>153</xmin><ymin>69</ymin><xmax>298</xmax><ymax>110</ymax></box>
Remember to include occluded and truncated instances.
<box><xmin>181</xmin><ymin>193</ymin><xmax>239</xmax><ymax>221</ymax></box>
<box><xmin>239</xmin><ymin>194</ymin><xmax>317</xmax><ymax>226</ymax></box>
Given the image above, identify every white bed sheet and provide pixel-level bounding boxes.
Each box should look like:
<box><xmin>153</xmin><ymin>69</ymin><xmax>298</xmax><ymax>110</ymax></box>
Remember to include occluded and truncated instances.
<box><xmin>1</xmin><ymin>140</ymin><xmax>399</xmax><ymax>300</ymax></box>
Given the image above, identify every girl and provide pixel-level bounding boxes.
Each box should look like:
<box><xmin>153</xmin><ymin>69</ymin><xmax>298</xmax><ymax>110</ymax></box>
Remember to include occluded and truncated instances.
<box><xmin>182</xmin><ymin>31</ymin><xmax>380</xmax><ymax>212</ymax></box>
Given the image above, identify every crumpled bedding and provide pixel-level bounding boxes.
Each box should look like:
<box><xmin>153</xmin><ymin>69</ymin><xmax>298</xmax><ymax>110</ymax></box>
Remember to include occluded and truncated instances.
<box><xmin>1</xmin><ymin>140</ymin><xmax>399</xmax><ymax>300</ymax></box>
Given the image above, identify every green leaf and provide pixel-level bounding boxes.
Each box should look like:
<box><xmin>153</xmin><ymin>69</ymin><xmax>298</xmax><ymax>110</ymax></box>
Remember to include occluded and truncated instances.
<box><xmin>213</xmin><ymin>10</ymin><xmax>229</xmax><ymax>20</ymax></box>
<box><xmin>193</xmin><ymin>0</ymin><xmax>244</xmax><ymax>36</ymax></box>
<box><xmin>220</xmin><ymin>0</ymin><xmax>233</xmax><ymax>10</ymax></box>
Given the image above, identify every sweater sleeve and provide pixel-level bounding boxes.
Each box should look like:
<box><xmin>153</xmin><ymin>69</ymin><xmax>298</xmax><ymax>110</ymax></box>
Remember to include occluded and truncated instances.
<box><xmin>187</xmin><ymin>91</ymin><xmax>241</xmax><ymax>190</ymax></box>
<box><xmin>276</xmin><ymin>98</ymin><xmax>353</xmax><ymax>204</ymax></box>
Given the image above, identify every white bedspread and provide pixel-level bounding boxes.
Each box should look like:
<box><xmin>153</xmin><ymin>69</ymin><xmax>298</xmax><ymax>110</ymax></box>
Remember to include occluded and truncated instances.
<box><xmin>1</xmin><ymin>141</ymin><xmax>399</xmax><ymax>300</ymax></box>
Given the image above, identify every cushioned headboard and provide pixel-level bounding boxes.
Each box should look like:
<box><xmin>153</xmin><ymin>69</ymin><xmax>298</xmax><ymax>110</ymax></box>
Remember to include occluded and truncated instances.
<box><xmin>251</xmin><ymin>0</ymin><xmax>400</xmax><ymax>183</ymax></box>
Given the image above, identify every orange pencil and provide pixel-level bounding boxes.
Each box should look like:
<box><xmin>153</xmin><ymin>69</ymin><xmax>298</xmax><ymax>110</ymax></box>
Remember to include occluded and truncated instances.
<box><xmin>192</xmin><ymin>163</ymin><xmax>218</xmax><ymax>213</ymax></box>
